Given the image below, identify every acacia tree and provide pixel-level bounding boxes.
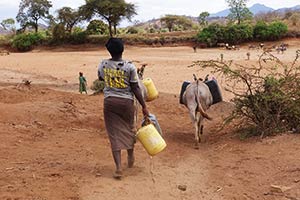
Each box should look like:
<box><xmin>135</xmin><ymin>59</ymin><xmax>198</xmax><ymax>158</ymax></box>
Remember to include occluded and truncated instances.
<box><xmin>82</xmin><ymin>0</ymin><xmax>136</xmax><ymax>37</ymax></box>
<box><xmin>160</xmin><ymin>15</ymin><xmax>193</xmax><ymax>32</ymax></box>
<box><xmin>198</xmin><ymin>12</ymin><xmax>210</xmax><ymax>27</ymax></box>
<box><xmin>0</xmin><ymin>18</ymin><xmax>16</xmax><ymax>33</ymax></box>
<box><xmin>57</xmin><ymin>7</ymin><xmax>83</xmax><ymax>33</ymax></box>
<box><xmin>16</xmin><ymin>0</ymin><xmax>52</xmax><ymax>33</ymax></box>
<box><xmin>226</xmin><ymin>0</ymin><xmax>252</xmax><ymax>24</ymax></box>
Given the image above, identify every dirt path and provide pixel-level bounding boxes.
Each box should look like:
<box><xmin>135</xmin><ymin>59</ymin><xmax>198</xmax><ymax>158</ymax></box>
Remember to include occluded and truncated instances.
<box><xmin>0</xmin><ymin>86</ymin><xmax>299</xmax><ymax>200</ymax></box>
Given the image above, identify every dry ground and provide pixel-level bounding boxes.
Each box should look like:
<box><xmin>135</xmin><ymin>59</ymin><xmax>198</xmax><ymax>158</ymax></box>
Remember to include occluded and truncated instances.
<box><xmin>0</xmin><ymin>39</ymin><xmax>300</xmax><ymax>200</ymax></box>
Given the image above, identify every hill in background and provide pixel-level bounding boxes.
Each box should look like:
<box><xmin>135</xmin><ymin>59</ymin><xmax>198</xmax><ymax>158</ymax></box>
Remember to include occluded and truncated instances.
<box><xmin>210</xmin><ymin>3</ymin><xmax>300</xmax><ymax>17</ymax></box>
<box><xmin>134</xmin><ymin>3</ymin><xmax>300</xmax><ymax>29</ymax></box>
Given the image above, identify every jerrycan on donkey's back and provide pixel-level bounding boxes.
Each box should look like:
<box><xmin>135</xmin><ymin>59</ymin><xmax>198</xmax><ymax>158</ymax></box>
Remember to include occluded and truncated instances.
<box><xmin>142</xmin><ymin>78</ymin><xmax>159</xmax><ymax>101</ymax></box>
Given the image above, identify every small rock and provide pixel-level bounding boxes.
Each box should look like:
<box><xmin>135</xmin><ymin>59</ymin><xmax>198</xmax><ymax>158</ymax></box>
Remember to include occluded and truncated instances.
<box><xmin>270</xmin><ymin>184</ymin><xmax>292</xmax><ymax>193</ymax></box>
<box><xmin>178</xmin><ymin>185</ymin><xmax>187</xmax><ymax>191</ymax></box>
<box><xmin>216</xmin><ymin>186</ymin><xmax>223</xmax><ymax>192</ymax></box>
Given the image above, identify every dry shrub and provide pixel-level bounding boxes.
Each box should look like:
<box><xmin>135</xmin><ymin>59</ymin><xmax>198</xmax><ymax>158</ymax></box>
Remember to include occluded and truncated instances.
<box><xmin>190</xmin><ymin>50</ymin><xmax>300</xmax><ymax>137</ymax></box>
<box><xmin>90</xmin><ymin>79</ymin><xmax>105</xmax><ymax>94</ymax></box>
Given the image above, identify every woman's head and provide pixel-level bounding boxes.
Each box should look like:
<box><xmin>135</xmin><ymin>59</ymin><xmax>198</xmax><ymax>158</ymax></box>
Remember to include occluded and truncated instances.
<box><xmin>105</xmin><ymin>38</ymin><xmax>124</xmax><ymax>57</ymax></box>
<box><xmin>79</xmin><ymin>72</ymin><xmax>83</xmax><ymax>76</ymax></box>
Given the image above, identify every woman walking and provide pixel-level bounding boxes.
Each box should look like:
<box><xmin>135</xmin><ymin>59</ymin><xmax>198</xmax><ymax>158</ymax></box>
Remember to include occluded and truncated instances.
<box><xmin>98</xmin><ymin>38</ymin><xmax>149</xmax><ymax>179</ymax></box>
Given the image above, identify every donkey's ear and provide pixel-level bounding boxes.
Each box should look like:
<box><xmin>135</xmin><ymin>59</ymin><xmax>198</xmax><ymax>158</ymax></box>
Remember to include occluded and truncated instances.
<box><xmin>141</xmin><ymin>64</ymin><xmax>147</xmax><ymax>70</ymax></box>
<box><xmin>193</xmin><ymin>74</ymin><xmax>197</xmax><ymax>81</ymax></box>
<box><xmin>204</xmin><ymin>74</ymin><xmax>209</xmax><ymax>82</ymax></box>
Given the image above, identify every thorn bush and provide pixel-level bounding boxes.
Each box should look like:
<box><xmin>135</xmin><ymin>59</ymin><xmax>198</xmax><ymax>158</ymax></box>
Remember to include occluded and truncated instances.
<box><xmin>190</xmin><ymin>50</ymin><xmax>300</xmax><ymax>137</ymax></box>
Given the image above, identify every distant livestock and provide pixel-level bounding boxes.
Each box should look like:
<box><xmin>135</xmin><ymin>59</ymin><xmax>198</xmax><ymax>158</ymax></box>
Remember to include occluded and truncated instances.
<box><xmin>276</xmin><ymin>46</ymin><xmax>287</xmax><ymax>54</ymax></box>
<box><xmin>276</xmin><ymin>43</ymin><xmax>288</xmax><ymax>54</ymax></box>
<box><xmin>225</xmin><ymin>43</ymin><xmax>240</xmax><ymax>50</ymax></box>
<box><xmin>192</xmin><ymin>43</ymin><xmax>208</xmax><ymax>52</ymax></box>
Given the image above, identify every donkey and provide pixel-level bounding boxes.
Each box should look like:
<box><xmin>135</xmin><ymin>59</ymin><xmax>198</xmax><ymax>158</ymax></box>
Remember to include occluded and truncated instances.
<box><xmin>182</xmin><ymin>76</ymin><xmax>213</xmax><ymax>149</ymax></box>
<box><xmin>137</xmin><ymin>64</ymin><xmax>148</xmax><ymax>101</ymax></box>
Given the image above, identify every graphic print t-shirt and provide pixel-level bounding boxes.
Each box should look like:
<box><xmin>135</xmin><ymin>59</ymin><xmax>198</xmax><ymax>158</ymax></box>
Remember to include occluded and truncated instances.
<box><xmin>98</xmin><ymin>59</ymin><xmax>139</xmax><ymax>100</ymax></box>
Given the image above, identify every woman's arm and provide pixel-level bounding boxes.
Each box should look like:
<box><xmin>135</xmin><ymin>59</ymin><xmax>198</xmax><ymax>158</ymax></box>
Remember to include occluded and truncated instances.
<box><xmin>130</xmin><ymin>82</ymin><xmax>149</xmax><ymax>117</ymax></box>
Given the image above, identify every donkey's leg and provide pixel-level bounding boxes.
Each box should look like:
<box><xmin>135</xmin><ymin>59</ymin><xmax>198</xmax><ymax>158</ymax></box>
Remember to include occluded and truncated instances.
<box><xmin>198</xmin><ymin>114</ymin><xmax>205</xmax><ymax>143</ymax></box>
<box><xmin>194</xmin><ymin>111</ymin><xmax>200</xmax><ymax>149</ymax></box>
<box><xmin>188</xmin><ymin>105</ymin><xmax>199</xmax><ymax>149</ymax></box>
<box><xmin>196</xmin><ymin>112</ymin><xmax>202</xmax><ymax>143</ymax></box>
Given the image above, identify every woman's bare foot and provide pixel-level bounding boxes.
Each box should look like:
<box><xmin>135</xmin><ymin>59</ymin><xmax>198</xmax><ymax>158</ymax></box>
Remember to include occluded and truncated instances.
<box><xmin>113</xmin><ymin>170</ymin><xmax>123</xmax><ymax>179</ymax></box>
<box><xmin>128</xmin><ymin>155</ymin><xmax>135</xmax><ymax>168</ymax></box>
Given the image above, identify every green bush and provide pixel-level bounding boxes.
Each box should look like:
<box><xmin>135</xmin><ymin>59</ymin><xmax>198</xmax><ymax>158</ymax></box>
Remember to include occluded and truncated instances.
<box><xmin>268</xmin><ymin>21</ymin><xmax>288</xmax><ymax>40</ymax></box>
<box><xmin>0</xmin><ymin>34</ymin><xmax>14</xmax><ymax>47</ymax></box>
<box><xmin>91</xmin><ymin>79</ymin><xmax>105</xmax><ymax>94</ymax></box>
<box><xmin>253</xmin><ymin>21</ymin><xmax>288</xmax><ymax>41</ymax></box>
<box><xmin>224</xmin><ymin>24</ymin><xmax>253</xmax><ymax>44</ymax></box>
<box><xmin>87</xmin><ymin>35</ymin><xmax>110</xmax><ymax>44</ymax></box>
<box><xmin>51</xmin><ymin>23</ymin><xmax>66</xmax><ymax>43</ymax></box>
<box><xmin>197</xmin><ymin>21</ymin><xmax>288</xmax><ymax>46</ymax></box>
<box><xmin>68</xmin><ymin>31</ymin><xmax>87</xmax><ymax>44</ymax></box>
<box><xmin>127</xmin><ymin>27</ymin><xmax>139</xmax><ymax>34</ymax></box>
<box><xmin>86</xmin><ymin>20</ymin><xmax>108</xmax><ymax>35</ymax></box>
<box><xmin>197</xmin><ymin>23</ymin><xmax>252</xmax><ymax>46</ymax></box>
<box><xmin>253</xmin><ymin>21</ymin><xmax>269</xmax><ymax>40</ymax></box>
<box><xmin>197</xmin><ymin>23</ymin><xmax>225</xmax><ymax>47</ymax></box>
<box><xmin>12</xmin><ymin>32</ymin><xmax>45</xmax><ymax>51</ymax></box>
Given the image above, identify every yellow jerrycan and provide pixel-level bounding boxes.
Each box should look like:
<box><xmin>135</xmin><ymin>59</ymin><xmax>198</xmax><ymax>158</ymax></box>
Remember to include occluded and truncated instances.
<box><xmin>142</xmin><ymin>78</ymin><xmax>159</xmax><ymax>101</ymax></box>
<box><xmin>136</xmin><ymin>120</ymin><xmax>166</xmax><ymax>156</ymax></box>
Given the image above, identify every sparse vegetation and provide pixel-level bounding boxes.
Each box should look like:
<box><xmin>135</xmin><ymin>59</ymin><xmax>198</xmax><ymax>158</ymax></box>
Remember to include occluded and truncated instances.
<box><xmin>0</xmin><ymin>0</ymin><xmax>298</xmax><ymax>51</ymax></box>
<box><xmin>91</xmin><ymin>79</ymin><xmax>105</xmax><ymax>94</ymax></box>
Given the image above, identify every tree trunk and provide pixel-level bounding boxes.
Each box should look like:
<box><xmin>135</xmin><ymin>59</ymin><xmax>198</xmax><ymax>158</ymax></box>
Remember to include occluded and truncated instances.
<box><xmin>35</xmin><ymin>19</ymin><xmax>38</xmax><ymax>33</ymax></box>
<box><xmin>108</xmin><ymin>22</ymin><xmax>113</xmax><ymax>37</ymax></box>
<box><xmin>113</xmin><ymin>24</ymin><xmax>117</xmax><ymax>35</ymax></box>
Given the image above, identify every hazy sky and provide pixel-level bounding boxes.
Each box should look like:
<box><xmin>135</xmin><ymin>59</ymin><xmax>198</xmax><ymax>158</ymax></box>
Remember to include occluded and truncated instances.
<box><xmin>0</xmin><ymin>0</ymin><xmax>299</xmax><ymax>27</ymax></box>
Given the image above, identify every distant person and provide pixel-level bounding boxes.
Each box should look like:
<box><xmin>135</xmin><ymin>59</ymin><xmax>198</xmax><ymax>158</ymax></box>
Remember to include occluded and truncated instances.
<box><xmin>98</xmin><ymin>38</ymin><xmax>149</xmax><ymax>179</ymax></box>
<box><xmin>79</xmin><ymin>72</ymin><xmax>87</xmax><ymax>94</ymax></box>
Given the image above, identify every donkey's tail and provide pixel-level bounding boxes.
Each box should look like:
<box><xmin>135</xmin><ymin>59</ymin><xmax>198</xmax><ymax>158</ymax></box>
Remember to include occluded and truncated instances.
<box><xmin>195</xmin><ymin>81</ymin><xmax>212</xmax><ymax>120</ymax></box>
